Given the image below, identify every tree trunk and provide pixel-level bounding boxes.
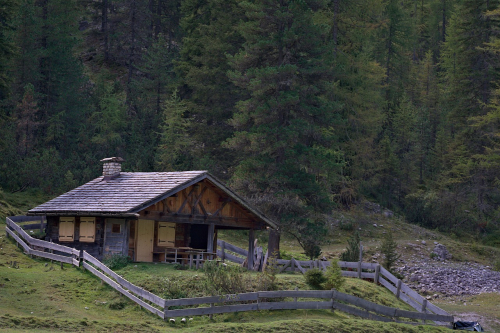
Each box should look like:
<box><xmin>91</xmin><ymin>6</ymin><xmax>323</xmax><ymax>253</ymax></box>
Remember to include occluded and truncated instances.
<box><xmin>267</xmin><ymin>228</ymin><xmax>280</xmax><ymax>259</ymax></box>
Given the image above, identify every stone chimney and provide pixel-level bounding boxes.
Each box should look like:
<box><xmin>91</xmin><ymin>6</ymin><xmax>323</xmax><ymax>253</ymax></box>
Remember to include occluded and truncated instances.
<box><xmin>100</xmin><ymin>157</ymin><xmax>124</xmax><ymax>180</ymax></box>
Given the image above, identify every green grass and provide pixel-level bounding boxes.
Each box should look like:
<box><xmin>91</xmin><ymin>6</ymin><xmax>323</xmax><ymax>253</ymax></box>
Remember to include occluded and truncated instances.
<box><xmin>0</xmin><ymin>189</ymin><xmax>51</xmax><ymax>220</ymax></box>
<box><xmin>0</xmin><ymin>221</ymin><xmax>451</xmax><ymax>332</ymax></box>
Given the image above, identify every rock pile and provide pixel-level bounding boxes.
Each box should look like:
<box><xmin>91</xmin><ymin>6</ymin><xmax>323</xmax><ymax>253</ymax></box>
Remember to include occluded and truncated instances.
<box><xmin>398</xmin><ymin>262</ymin><xmax>500</xmax><ymax>296</ymax></box>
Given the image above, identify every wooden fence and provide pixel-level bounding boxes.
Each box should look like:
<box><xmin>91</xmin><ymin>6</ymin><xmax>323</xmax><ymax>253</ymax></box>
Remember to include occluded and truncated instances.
<box><xmin>163</xmin><ymin>289</ymin><xmax>453</xmax><ymax>326</ymax></box>
<box><xmin>5</xmin><ymin>216</ymin><xmax>453</xmax><ymax>326</ymax></box>
<box><xmin>216</xmin><ymin>239</ymin><xmax>451</xmax><ymax>325</ymax></box>
<box><xmin>5</xmin><ymin>216</ymin><xmax>167</xmax><ymax>319</ymax></box>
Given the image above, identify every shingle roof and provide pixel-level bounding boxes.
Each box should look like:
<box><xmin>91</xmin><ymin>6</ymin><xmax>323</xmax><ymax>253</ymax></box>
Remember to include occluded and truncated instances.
<box><xmin>29</xmin><ymin>171</ymin><xmax>208</xmax><ymax>215</ymax></box>
<box><xmin>28</xmin><ymin>171</ymin><xmax>277</xmax><ymax>228</ymax></box>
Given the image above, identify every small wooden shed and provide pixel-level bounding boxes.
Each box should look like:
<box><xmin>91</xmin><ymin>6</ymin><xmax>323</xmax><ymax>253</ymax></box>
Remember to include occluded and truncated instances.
<box><xmin>28</xmin><ymin>157</ymin><xmax>276</xmax><ymax>267</ymax></box>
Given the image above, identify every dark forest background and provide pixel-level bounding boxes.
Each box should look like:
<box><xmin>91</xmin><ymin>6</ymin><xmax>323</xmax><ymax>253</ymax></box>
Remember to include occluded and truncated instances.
<box><xmin>1</xmin><ymin>0</ymin><xmax>500</xmax><ymax>251</ymax></box>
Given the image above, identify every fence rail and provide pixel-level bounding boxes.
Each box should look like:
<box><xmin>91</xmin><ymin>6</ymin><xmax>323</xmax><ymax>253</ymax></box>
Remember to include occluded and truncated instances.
<box><xmin>216</xmin><ymin>239</ymin><xmax>451</xmax><ymax>324</ymax></box>
<box><xmin>5</xmin><ymin>216</ymin><xmax>453</xmax><ymax>326</ymax></box>
<box><xmin>163</xmin><ymin>289</ymin><xmax>453</xmax><ymax>325</ymax></box>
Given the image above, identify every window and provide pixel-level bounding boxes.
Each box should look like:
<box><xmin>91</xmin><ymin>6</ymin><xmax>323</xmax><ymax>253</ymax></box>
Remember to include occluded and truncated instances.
<box><xmin>158</xmin><ymin>222</ymin><xmax>176</xmax><ymax>247</ymax></box>
<box><xmin>59</xmin><ymin>217</ymin><xmax>75</xmax><ymax>242</ymax></box>
<box><xmin>79</xmin><ymin>217</ymin><xmax>95</xmax><ymax>243</ymax></box>
<box><xmin>112</xmin><ymin>223</ymin><xmax>121</xmax><ymax>233</ymax></box>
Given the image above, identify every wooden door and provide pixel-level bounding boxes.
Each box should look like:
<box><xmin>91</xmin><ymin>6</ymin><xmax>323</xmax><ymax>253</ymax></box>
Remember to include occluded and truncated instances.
<box><xmin>136</xmin><ymin>219</ymin><xmax>154</xmax><ymax>262</ymax></box>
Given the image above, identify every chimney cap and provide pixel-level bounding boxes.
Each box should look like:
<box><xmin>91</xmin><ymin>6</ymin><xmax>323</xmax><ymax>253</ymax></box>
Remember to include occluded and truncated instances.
<box><xmin>100</xmin><ymin>157</ymin><xmax>125</xmax><ymax>163</ymax></box>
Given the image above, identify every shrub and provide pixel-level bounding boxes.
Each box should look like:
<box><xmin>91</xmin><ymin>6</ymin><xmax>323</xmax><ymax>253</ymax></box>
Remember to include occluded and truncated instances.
<box><xmin>340</xmin><ymin>231</ymin><xmax>360</xmax><ymax>262</ymax></box>
<box><xmin>258</xmin><ymin>252</ymin><xmax>280</xmax><ymax>291</ymax></box>
<box><xmin>323</xmin><ymin>259</ymin><xmax>345</xmax><ymax>291</ymax></box>
<box><xmin>304</xmin><ymin>268</ymin><xmax>326</xmax><ymax>290</ymax></box>
<box><xmin>103</xmin><ymin>254</ymin><xmax>130</xmax><ymax>270</ymax></box>
<box><xmin>203</xmin><ymin>260</ymin><xmax>246</xmax><ymax>295</ymax></box>
<box><xmin>381</xmin><ymin>231</ymin><xmax>399</xmax><ymax>271</ymax></box>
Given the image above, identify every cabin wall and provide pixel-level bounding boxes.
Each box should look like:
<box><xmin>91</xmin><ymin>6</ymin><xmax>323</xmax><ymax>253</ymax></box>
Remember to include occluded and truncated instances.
<box><xmin>45</xmin><ymin>216</ymin><xmax>104</xmax><ymax>259</ymax></box>
<box><xmin>103</xmin><ymin>218</ymin><xmax>128</xmax><ymax>257</ymax></box>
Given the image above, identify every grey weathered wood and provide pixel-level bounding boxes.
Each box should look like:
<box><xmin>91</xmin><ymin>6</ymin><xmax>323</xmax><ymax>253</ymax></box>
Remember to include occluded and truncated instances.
<box><xmin>374</xmin><ymin>264</ymin><xmax>380</xmax><ymax>284</ymax></box>
<box><xmin>378</xmin><ymin>277</ymin><xmax>397</xmax><ymax>294</ymax></box>
<box><xmin>165</xmin><ymin>292</ymin><xmax>259</xmax><ymax>307</ymax></box>
<box><xmin>396</xmin><ymin>279</ymin><xmax>402</xmax><ymax>299</ymax></box>
<box><xmin>421</xmin><ymin>299</ymin><xmax>428</xmax><ymax>323</ymax></box>
<box><xmin>166</xmin><ymin>303</ymin><xmax>258</xmax><ymax>318</ymax></box>
<box><xmin>221</xmin><ymin>252</ymin><xmax>245</xmax><ymax>265</ymax></box>
<box><xmin>261</xmin><ymin>249</ymin><xmax>269</xmax><ymax>272</ymax></box>
<box><xmin>258</xmin><ymin>301</ymin><xmax>333</xmax><ymax>311</ymax></box>
<box><xmin>360</xmin><ymin>262</ymin><xmax>379</xmax><ymax>270</ymax></box>
<box><xmin>332</xmin><ymin>301</ymin><xmax>393</xmax><ymax>322</ymax></box>
<box><xmin>380</xmin><ymin>266</ymin><xmax>398</xmax><ymax>284</ymax></box>
<box><xmin>425</xmin><ymin>301</ymin><xmax>450</xmax><ymax>316</ymax></box>
<box><xmin>220</xmin><ymin>241</ymin><xmax>225</xmax><ymax>262</ymax></box>
<box><xmin>83</xmin><ymin>262</ymin><xmax>164</xmax><ymax>318</ymax></box>
<box><xmin>293</xmin><ymin>258</ymin><xmax>306</xmax><ymax>274</ymax></box>
<box><xmin>278</xmin><ymin>260</ymin><xmax>290</xmax><ymax>273</ymax></box>
<box><xmin>207</xmin><ymin>223</ymin><xmax>215</xmax><ymax>254</ymax></box>
<box><xmin>258</xmin><ymin>290</ymin><xmax>333</xmax><ymax>299</ymax></box>
<box><xmin>253</xmin><ymin>247</ymin><xmax>263</xmax><ymax>271</ymax></box>
<box><xmin>30</xmin><ymin>249</ymin><xmax>73</xmax><ymax>264</ymax></box>
<box><xmin>83</xmin><ymin>251</ymin><xmax>165</xmax><ymax>307</ymax></box>
<box><xmin>358</xmin><ymin>261</ymin><xmax>362</xmax><ymax>279</ymax></box>
<box><xmin>338</xmin><ymin>261</ymin><xmax>358</xmax><ymax>269</ymax></box>
<box><xmin>221</xmin><ymin>241</ymin><xmax>248</xmax><ymax>256</ymax></box>
<box><xmin>341</xmin><ymin>271</ymin><xmax>358</xmax><ymax>278</ymax></box>
<box><xmin>7</xmin><ymin>219</ymin><xmax>76</xmax><ymax>255</ymax></box>
<box><xmin>5</xmin><ymin>228</ymin><xmax>32</xmax><ymax>253</ymax></box>
<box><xmin>361</xmin><ymin>272</ymin><xmax>375</xmax><ymax>279</ymax></box>
<box><xmin>247</xmin><ymin>229</ymin><xmax>254</xmax><ymax>270</ymax></box>
<box><xmin>400</xmin><ymin>283</ymin><xmax>425</xmax><ymax>303</ymax></box>
<box><xmin>8</xmin><ymin>216</ymin><xmax>43</xmax><ymax>223</ymax></box>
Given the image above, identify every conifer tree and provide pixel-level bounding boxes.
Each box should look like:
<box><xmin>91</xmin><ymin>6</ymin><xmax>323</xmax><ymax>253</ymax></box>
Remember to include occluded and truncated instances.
<box><xmin>227</xmin><ymin>0</ymin><xmax>336</xmax><ymax>256</ymax></box>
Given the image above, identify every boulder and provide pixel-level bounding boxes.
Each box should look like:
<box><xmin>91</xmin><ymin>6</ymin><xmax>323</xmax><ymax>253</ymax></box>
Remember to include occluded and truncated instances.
<box><xmin>431</xmin><ymin>244</ymin><xmax>452</xmax><ymax>261</ymax></box>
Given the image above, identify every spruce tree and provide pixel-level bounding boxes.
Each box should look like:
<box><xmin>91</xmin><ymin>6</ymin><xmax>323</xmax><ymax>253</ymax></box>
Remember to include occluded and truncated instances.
<box><xmin>227</xmin><ymin>0</ymin><xmax>336</xmax><ymax>256</ymax></box>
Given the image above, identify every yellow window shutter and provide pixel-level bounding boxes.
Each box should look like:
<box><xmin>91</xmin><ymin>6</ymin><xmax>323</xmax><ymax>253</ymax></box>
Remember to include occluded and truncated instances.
<box><xmin>158</xmin><ymin>222</ymin><xmax>176</xmax><ymax>247</ymax></box>
<box><xmin>59</xmin><ymin>217</ymin><xmax>75</xmax><ymax>242</ymax></box>
<box><xmin>79</xmin><ymin>217</ymin><xmax>95</xmax><ymax>243</ymax></box>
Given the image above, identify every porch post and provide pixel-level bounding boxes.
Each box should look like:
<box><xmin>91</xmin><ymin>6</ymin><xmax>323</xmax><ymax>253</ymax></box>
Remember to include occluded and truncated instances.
<box><xmin>247</xmin><ymin>229</ymin><xmax>254</xmax><ymax>270</ymax></box>
<box><xmin>207</xmin><ymin>223</ymin><xmax>215</xmax><ymax>257</ymax></box>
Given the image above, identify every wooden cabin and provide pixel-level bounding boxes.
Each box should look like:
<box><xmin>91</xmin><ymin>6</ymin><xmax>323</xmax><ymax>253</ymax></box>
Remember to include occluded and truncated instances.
<box><xmin>27</xmin><ymin>157</ymin><xmax>276</xmax><ymax>267</ymax></box>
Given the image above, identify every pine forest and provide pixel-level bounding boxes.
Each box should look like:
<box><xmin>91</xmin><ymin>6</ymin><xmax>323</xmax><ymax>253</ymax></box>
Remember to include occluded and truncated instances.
<box><xmin>1</xmin><ymin>0</ymin><xmax>500</xmax><ymax>253</ymax></box>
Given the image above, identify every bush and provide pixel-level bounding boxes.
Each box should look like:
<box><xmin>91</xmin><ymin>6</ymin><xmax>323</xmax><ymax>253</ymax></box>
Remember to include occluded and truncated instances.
<box><xmin>203</xmin><ymin>260</ymin><xmax>246</xmax><ymax>295</ymax></box>
<box><xmin>381</xmin><ymin>231</ymin><xmax>399</xmax><ymax>271</ymax></box>
<box><xmin>304</xmin><ymin>268</ymin><xmax>326</xmax><ymax>290</ymax></box>
<box><xmin>340</xmin><ymin>231</ymin><xmax>360</xmax><ymax>262</ymax></box>
<box><xmin>103</xmin><ymin>254</ymin><xmax>130</xmax><ymax>270</ymax></box>
<box><xmin>323</xmin><ymin>259</ymin><xmax>345</xmax><ymax>291</ymax></box>
<box><xmin>257</xmin><ymin>252</ymin><xmax>280</xmax><ymax>291</ymax></box>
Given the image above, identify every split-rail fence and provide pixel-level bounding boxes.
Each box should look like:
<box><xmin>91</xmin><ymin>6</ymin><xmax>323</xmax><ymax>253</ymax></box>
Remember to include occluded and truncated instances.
<box><xmin>5</xmin><ymin>216</ymin><xmax>453</xmax><ymax>327</ymax></box>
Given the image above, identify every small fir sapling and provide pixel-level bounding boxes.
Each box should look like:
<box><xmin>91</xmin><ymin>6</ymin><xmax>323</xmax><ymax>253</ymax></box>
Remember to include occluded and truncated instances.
<box><xmin>381</xmin><ymin>231</ymin><xmax>400</xmax><ymax>271</ymax></box>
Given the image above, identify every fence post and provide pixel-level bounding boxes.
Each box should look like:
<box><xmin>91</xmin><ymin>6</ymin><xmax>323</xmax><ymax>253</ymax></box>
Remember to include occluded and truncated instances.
<box><xmin>421</xmin><ymin>299</ymin><xmax>428</xmax><ymax>323</ymax></box>
<box><xmin>358</xmin><ymin>242</ymin><xmax>363</xmax><ymax>279</ymax></box>
<box><xmin>221</xmin><ymin>241</ymin><xmax>225</xmax><ymax>262</ymax></box>
<box><xmin>396</xmin><ymin>280</ymin><xmax>402</xmax><ymax>299</ymax></box>
<box><xmin>291</xmin><ymin>258</ymin><xmax>295</xmax><ymax>272</ymax></box>
<box><xmin>374</xmin><ymin>264</ymin><xmax>380</xmax><ymax>284</ymax></box>
<box><xmin>210</xmin><ymin>303</ymin><xmax>214</xmax><ymax>320</ymax></box>
<box><xmin>294</xmin><ymin>287</ymin><xmax>298</xmax><ymax>303</ymax></box>
<box><xmin>80</xmin><ymin>250</ymin><xmax>85</xmax><ymax>271</ymax></box>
